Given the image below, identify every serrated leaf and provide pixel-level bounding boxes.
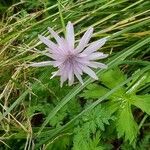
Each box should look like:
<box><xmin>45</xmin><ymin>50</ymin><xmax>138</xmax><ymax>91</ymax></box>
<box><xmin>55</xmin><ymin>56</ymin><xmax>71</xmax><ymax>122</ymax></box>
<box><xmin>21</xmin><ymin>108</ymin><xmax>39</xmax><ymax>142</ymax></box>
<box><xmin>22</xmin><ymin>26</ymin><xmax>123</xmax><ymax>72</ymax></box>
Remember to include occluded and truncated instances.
<box><xmin>116</xmin><ymin>102</ymin><xmax>138</xmax><ymax>143</ymax></box>
<box><xmin>80</xmin><ymin>83</ymin><xmax>109</xmax><ymax>100</ymax></box>
<box><xmin>47</xmin><ymin>135</ymin><xmax>70</xmax><ymax>150</ymax></box>
<box><xmin>73</xmin><ymin>102</ymin><xmax>117</xmax><ymax>150</ymax></box>
<box><xmin>100</xmin><ymin>68</ymin><xmax>126</xmax><ymax>94</ymax></box>
<box><xmin>73</xmin><ymin>127</ymin><xmax>103</xmax><ymax>150</ymax></box>
<box><xmin>131</xmin><ymin>95</ymin><xmax>150</xmax><ymax>115</ymax></box>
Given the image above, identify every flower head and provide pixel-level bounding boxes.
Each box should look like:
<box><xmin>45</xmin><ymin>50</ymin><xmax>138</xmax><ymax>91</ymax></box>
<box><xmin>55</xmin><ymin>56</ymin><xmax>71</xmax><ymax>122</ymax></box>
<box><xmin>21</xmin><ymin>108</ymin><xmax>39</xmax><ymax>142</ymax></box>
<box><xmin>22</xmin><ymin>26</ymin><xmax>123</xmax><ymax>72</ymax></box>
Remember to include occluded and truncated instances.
<box><xmin>30</xmin><ymin>22</ymin><xmax>108</xmax><ymax>86</ymax></box>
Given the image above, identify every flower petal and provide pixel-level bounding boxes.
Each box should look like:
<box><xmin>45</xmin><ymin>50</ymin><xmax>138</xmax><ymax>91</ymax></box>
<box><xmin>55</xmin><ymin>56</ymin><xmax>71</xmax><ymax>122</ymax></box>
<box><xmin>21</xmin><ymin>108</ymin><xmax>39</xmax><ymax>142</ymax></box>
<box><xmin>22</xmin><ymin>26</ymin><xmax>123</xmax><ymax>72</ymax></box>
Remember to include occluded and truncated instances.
<box><xmin>82</xmin><ymin>65</ymin><xmax>98</xmax><ymax>80</ymax></box>
<box><xmin>68</xmin><ymin>72</ymin><xmax>74</xmax><ymax>86</ymax></box>
<box><xmin>60</xmin><ymin>74</ymin><xmax>67</xmax><ymax>87</ymax></box>
<box><xmin>59</xmin><ymin>62</ymin><xmax>71</xmax><ymax>86</ymax></box>
<box><xmin>83</xmin><ymin>38</ymin><xmax>107</xmax><ymax>54</ymax></box>
<box><xmin>88</xmin><ymin>52</ymin><xmax>108</xmax><ymax>60</ymax></box>
<box><xmin>74</xmin><ymin>68</ymin><xmax>83</xmax><ymax>84</ymax></box>
<box><xmin>75</xmin><ymin>72</ymin><xmax>83</xmax><ymax>84</ymax></box>
<box><xmin>39</xmin><ymin>35</ymin><xmax>61</xmax><ymax>53</ymax></box>
<box><xmin>66</xmin><ymin>21</ymin><xmax>74</xmax><ymax>49</ymax></box>
<box><xmin>88</xmin><ymin>62</ymin><xmax>108</xmax><ymax>69</ymax></box>
<box><xmin>60</xmin><ymin>72</ymin><xmax>68</xmax><ymax>87</ymax></box>
<box><xmin>76</xmin><ymin>27</ymin><xmax>93</xmax><ymax>52</ymax></box>
<box><xmin>52</xmin><ymin>61</ymin><xmax>64</xmax><ymax>67</ymax></box>
<box><xmin>29</xmin><ymin>61</ymin><xmax>53</xmax><ymax>67</ymax></box>
<box><xmin>73</xmin><ymin>63</ymin><xmax>83</xmax><ymax>75</ymax></box>
<box><xmin>48</xmin><ymin>27</ymin><xmax>62</xmax><ymax>44</ymax></box>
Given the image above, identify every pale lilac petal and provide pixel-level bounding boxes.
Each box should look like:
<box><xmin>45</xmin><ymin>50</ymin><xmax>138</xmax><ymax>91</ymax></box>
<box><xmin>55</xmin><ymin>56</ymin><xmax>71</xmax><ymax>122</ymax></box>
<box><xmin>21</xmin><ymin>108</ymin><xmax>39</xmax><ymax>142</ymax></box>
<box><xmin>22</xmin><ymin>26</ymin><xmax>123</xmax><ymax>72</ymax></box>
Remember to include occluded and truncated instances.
<box><xmin>46</xmin><ymin>48</ymin><xmax>63</xmax><ymax>55</ymax></box>
<box><xmin>87</xmin><ymin>62</ymin><xmax>108</xmax><ymax>69</ymax></box>
<box><xmin>60</xmin><ymin>71</ymin><xmax>68</xmax><ymax>87</ymax></box>
<box><xmin>74</xmin><ymin>71</ymin><xmax>83</xmax><ymax>84</ymax></box>
<box><xmin>82</xmin><ymin>65</ymin><xmax>98</xmax><ymax>80</ymax></box>
<box><xmin>66</xmin><ymin>21</ymin><xmax>74</xmax><ymax>49</ymax></box>
<box><xmin>75</xmin><ymin>59</ymin><xmax>107</xmax><ymax>69</ymax></box>
<box><xmin>59</xmin><ymin>62</ymin><xmax>70</xmax><ymax>86</ymax></box>
<box><xmin>73</xmin><ymin>63</ymin><xmax>83</xmax><ymax>75</ymax></box>
<box><xmin>59</xmin><ymin>38</ymin><xmax>71</xmax><ymax>53</ymax></box>
<box><xmin>76</xmin><ymin>27</ymin><xmax>93</xmax><ymax>52</ymax></box>
<box><xmin>77</xmin><ymin>53</ymin><xmax>87</xmax><ymax>58</ymax></box>
<box><xmin>88</xmin><ymin>52</ymin><xmax>108</xmax><ymax>60</ymax></box>
<box><xmin>52</xmin><ymin>61</ymin><xmax>64</xmax><ymax>67</ymax></box>
<box><xmin>49</xmin><ymin>53</ymin><xmax>65</xmax><ymax>60</ymax></box>
<box><xmin>67</xmin><ymin>64</ymin><xmax>75</xmax><ymax>86</ymax></box>
<box><xmin>83</xmin><ymin>38</ymin><xmax>107</xmax><ymax>54</ymax></box>
<box><xmin>29</xmin><ymin>61</ymin><xmax>53</xmax><ymax>67</ymax></box>
<box><xmin>68</xmin><ymin>72</ymin><xmax>74</xmax><ymax>86</ymax></box>
<box><xmin>73</xmin><ymin>67</ymin><xmax>83</xmax><ymax>84</ymax></box>
<box><xmin>48</xmin><ymin>27</ymin><xmax>63</xmax><ymax>44</ymax></box>
<box><xmin>46</xmin><ymin>32</ymin><xmax>67</xmax><ymax>54</ymax></box>
<box><xmin>75</xmin><ymin>59</ymin><xmax>89</xmax><ymax>65</ymax></box>
<box><xmin>59</xmin><ymin>64</ymin><xmax>68</xmax><ymax>87</ymax></box>
<box><xmin>68</xmin><ymin>65</ymin><xmax>72</xmax><ymax>81</ymax></box>
<box><xmin>39</xmin><ymin>35</ymin><xmax>62</xmax><ymax>53</ymax></box>
<box><xmin>75</xmin><ymin>55</ymin><xmax>88</xmax><ymax>63</ymax></box>
<box><xmin>60</xmin><ymin>75</ymin><xmax>67</xmax><ymax>87</ymax></box>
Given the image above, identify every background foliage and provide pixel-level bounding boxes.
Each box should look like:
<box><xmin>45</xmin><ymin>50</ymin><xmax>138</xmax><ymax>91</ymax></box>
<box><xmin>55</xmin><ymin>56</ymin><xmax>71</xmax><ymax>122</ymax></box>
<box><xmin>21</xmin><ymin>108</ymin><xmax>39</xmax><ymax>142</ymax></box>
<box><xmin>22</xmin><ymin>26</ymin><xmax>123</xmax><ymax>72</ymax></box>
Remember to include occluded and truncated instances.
<box><xmin>0</xmin><ymin>0</ymin><xmax>150</xmax><ymax>149</ymax></box>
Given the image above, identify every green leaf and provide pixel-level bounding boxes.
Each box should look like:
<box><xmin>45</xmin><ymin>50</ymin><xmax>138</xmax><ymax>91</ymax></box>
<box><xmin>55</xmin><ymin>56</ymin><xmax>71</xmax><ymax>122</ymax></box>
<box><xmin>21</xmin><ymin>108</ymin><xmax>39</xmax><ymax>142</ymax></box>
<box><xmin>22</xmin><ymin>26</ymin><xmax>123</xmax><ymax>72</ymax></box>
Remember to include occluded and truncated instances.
<box><xmin>46</xmin><ymin>134</ymin><xmax>71</xmax><ymax>150</ymax></box>
<box><xmin>131</xmin><ymin>95</ymin><xmax>150</xmax><ymax>115</ymax></box>
<box><xmin>37</xmin><ymin>66</ymin><xmax>150</xmax><ymax>147</ymax></box>
<box><xmin>116</xmin><ymin>102</ymin><xmax>138</xmax><ymax>143</ymax></box>
<box><xmin>72</xmin><ymin>102</ymin><xmax>118</xmax><ymax>150</ymax></box>
<box><xmin>37</xmin><ymin>34</ymin><xmax>150</xmax><ymax>137</ymax></box>
<box><xmin>73</xmin><ymin>128</ymin><xmax>104</xmax><ymax>150</ymax></box>
<box><xmin>82</xmin><ymin>102</ymin><xmax>117</xmax><ymax>131</ymax></box>
<box><xmin>137</xmin><ymin>133</ymin><xmax>150</xmax><ymax>150</ymax></box>
<box><xmin>80</xmin><ymin>83</ymin><xmax>109</xmax><ymax>100</ymax></box>
<box><xmin>100</xmin><ymin>68</ymin><xmax>126</xmax><ymax>94</ymax></box>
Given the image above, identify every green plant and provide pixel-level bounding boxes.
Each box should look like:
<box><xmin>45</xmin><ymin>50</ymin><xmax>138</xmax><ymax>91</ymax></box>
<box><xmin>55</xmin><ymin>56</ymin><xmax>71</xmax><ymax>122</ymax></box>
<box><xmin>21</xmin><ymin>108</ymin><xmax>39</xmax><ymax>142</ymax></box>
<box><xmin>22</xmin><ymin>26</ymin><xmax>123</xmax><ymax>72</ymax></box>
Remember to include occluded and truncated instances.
<box><xmin>0</xmin><ymin>0</ymin><xmax>150</xmax><ymax>149</ymax></box>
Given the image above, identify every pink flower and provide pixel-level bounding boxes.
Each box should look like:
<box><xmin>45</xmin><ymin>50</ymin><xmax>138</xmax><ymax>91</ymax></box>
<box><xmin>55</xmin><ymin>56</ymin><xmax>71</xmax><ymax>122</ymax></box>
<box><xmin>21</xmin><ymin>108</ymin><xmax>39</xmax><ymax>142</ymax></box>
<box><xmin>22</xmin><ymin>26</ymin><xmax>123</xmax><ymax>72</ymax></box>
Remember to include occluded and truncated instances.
<box><xmin>30</xmin><ymin>22</ymin><xmax>108</xmax><ymax>86</ymax></box>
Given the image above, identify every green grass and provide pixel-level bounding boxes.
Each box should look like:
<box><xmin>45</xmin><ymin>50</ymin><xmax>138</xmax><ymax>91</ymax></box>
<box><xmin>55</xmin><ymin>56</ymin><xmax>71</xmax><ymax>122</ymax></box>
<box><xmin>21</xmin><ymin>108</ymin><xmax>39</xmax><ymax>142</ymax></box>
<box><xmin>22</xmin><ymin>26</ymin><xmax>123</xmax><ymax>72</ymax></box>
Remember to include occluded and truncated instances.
<box><xmin>0</xmin><ymin>0</ymin><xmax>150</xmax><ymax>149</ymax></box>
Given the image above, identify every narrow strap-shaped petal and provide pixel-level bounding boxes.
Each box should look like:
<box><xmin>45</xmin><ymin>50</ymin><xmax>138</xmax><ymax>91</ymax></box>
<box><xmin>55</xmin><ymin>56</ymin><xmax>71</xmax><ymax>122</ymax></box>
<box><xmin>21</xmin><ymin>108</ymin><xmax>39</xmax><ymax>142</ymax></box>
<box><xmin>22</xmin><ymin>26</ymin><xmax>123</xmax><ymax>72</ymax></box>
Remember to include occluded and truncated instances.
<box><xmin>68</xmin><ymin>72</ymin><xmax>74</xmax><ymax>86</ymax></box>
<box><xmin>29</xmin><ymin>61</ymin><xmax>53</xmax><ymax>67</ymax></box>
<box><xmin>66</xmin><ymin>21</ymin><xmax>74</xmax><ymax>49</ymax></box>
<box><xmin>68</xmin><ymin>65</ymin><xmax>72</xmax><ymax>80</ymax></box>
<box><xmin>87</xmin><ymin>61</ymin><xmax>108</xmax><ymax>69</ymax></box>
<box><xmin>88</xmin><ymin>52</ymin><xmax>108</xmax><ymax>60</ymax></box>
<box><xmin>52</xmin><ymin>61</ymin><xmax>64</xmax><ymax>67</ymax></box>
<box><xmin>48</xmin><ymin>27</ymin><xmax>63</xmax><ymax>45</ymax></box>
<box><xmin>75</xmin><ymin>72</ymin><xmax>83</xmax><ymax>84</ymax></box>
<box><xmin>60</xmin><ymin>71</ymin><xmax>68</xmax><ymax>87</ymax></box>
<box><xmin>82</xmin><ymin>65</ymin><xmax>98</xmax><ymax>80</ymax></box>
<box><xmin>74</xmin><ymin>68</ymin><xmax>83</xmax><ymax>84</ymax></box>
<box><xmin>67</xmin><ymin>63</ymin><xmax>75</xmax><ymax>86</ymax></box>
<box><xmin>83</xmin><ymin>38</ymin><xmax>107</xmax><ymax>54</ymax></box>
<box><xmin>73</xmin><ymin>62</ymin><xmax>83</xmax><ymax>75</ymax></box>
<box><xmin>76</xmin><ymin>27</ymin><xmax>93</xmax><ymax>53</ymax></box>
<box><xmin>59</xmin><ymin>63</ymin><xmax>70</xmax><ymax>87</ymax></box>
<box><xmin>48</xmin><ymin>53</ymin><xmax>65</xmax><ymax>60</ymax></box>
<box><xmin>39</xmin><ymin>35</ymin><xmax>61</xmax><ymax>53</ymax></box>
<box><xmin>46</xmin><ymin>48</ymin><xmax>61</xmax><ymax>54</ymax></box>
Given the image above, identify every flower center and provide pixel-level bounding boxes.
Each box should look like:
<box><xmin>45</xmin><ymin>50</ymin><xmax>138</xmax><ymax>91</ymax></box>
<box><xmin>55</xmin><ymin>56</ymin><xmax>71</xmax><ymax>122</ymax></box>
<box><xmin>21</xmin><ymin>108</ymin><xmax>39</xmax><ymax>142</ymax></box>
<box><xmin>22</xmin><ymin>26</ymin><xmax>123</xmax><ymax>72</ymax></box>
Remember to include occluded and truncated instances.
<box><xmin>65</xmin><ymin>53</ymin><xmax>76</xmax><ymax>64</ymax></box>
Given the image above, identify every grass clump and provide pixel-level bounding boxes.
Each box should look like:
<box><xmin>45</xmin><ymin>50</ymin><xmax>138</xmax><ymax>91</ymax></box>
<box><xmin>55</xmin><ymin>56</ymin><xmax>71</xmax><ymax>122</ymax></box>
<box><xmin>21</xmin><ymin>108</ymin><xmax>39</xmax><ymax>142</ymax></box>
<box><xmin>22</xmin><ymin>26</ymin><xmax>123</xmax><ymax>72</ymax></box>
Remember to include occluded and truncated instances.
<box><xmin>0</xmin><ymin>0</ymin><xmax>150</xmax><ymax>149</ymax></box>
